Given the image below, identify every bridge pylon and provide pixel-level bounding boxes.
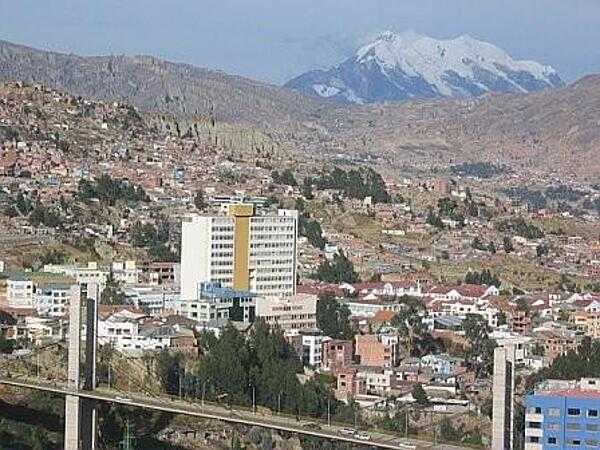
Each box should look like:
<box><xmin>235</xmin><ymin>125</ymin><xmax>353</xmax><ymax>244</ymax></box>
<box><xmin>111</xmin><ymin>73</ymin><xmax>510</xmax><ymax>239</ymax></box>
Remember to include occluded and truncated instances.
<box><xmin>65</xmin><ymin>282</ymin><xmax>99</xmax><ymax>450</ymax></box>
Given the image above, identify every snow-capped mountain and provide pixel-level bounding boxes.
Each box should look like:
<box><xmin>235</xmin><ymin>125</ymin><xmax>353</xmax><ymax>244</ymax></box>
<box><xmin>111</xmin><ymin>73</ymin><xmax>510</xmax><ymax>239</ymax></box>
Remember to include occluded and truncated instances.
<box><xmin>284</xmin><ymin>31</ymin><xmax>563</xmax><ymax>104</ymax></box>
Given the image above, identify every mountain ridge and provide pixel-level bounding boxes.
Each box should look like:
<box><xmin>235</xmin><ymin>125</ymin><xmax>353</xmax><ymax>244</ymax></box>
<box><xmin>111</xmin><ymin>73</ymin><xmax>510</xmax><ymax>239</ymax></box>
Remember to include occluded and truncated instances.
<box><xmin>0</xmin><ymin>39</ymin><xmax>328</xmax><ymax>128</ymax></box>
<box><xmin>285</xmin><ymin>31</ymin><xmax>563</xmax><ymax>104</ymax></box>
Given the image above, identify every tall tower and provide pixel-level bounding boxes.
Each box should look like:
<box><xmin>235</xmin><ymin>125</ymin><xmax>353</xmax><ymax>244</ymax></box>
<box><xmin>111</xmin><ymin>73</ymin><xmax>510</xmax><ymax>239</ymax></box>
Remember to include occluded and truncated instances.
<box><xmin>492</xmin><ymin>345</ymin><xmax>516</xmax><ymax>450</ymax></box>
<box><xmin>64</xmin><ymin>284</ymin><xmax>82</xmax><ymax>450</ymax></box>
<box><xmin>64</xmin><ymin>283</ymin><xmax>99</xmax><ymax>450</ymax></box>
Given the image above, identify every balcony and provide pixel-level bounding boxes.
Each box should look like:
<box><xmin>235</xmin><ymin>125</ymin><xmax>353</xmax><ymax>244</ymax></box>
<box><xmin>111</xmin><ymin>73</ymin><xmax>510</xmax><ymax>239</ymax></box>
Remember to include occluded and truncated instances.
<box><xmin>525</xmin><ymin>413</ymin><xmax>544</xmax><ymax>423</ymax></box>
<box><xmin>524</xmin><ymin>444</ymin><xmax>542</xmax><ymax>450</ymax></box>
<box><xmin>525</xmin><ymin>427</ymin><xmax>544</xmax><ymax>438</ymax></box>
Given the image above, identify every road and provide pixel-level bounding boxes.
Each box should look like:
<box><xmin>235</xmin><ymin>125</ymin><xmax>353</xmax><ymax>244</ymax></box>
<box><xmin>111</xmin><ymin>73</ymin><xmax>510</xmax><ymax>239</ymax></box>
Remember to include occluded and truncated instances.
<box><xmin>0</xmin><ymin>376</ymin><xmax>471</xmax><ymax>450</ymax></box>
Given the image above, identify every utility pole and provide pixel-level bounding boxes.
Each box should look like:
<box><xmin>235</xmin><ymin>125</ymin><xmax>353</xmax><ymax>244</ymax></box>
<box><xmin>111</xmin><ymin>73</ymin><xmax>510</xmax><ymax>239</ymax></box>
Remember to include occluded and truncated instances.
<box><xmin>327</xmin><ymin>397</ymin><xmax>331</xmax><ymax>426</ymax></box>
<box><xmin>179</xmin><ymin>371</ymin><xmax>183</xmax><ymax>399</ymax></box>
<box><xmin>107</xmin><ymin>364</ymin><xmax>111</xmax><ymax>390</ymax></box>
<box><xmin>252</xmin><ymin>384</ymin><xmax>256</xmax><ymax>413</ymax></box>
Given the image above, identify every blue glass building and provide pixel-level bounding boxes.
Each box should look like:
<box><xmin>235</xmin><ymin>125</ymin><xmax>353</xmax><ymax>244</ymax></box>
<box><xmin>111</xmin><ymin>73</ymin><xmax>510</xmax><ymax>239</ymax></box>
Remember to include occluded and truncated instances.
<box><xmin>525</xmin><ymin>379</ymin><xmax>600</xmax><ymax>449</ymax></box>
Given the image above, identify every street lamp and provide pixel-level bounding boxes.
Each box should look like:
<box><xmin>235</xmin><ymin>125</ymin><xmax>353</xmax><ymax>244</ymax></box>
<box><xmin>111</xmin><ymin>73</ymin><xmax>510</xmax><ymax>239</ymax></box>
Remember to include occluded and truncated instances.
<box><xmin>107</xmin><ymin>363</ymin><xmax>111</xmax><ymax>389</ymax></box>
<box><xmin>202</xmin><ymin>378</ymin><xmax>209</xmax><ymax>409</ymax></box>
<box><xmin>249</xmin><ymin>382</ymin><xmax>256</xmax><ymax>413</ymax></box>
<box><xmin>278</xmin><ymin>391</ymin><xmax>282</xmax><ymax>415</ymax></box>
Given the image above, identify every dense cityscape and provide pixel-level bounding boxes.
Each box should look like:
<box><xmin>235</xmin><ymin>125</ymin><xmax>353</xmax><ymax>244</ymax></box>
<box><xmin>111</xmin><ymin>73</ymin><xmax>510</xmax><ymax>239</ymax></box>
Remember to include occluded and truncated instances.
<box><xmin>1</xmin><ymin>3</ymin><xmax>600</xmax><ymax>450</ymax></box>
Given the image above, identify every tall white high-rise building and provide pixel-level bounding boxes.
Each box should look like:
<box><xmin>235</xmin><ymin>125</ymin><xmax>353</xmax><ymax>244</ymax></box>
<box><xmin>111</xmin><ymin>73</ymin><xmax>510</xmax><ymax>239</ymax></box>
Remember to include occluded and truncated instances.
<box><xmin>181</xmin><ymin>205</ymin><xmax>298</xmax><ymax>300</ymax></box>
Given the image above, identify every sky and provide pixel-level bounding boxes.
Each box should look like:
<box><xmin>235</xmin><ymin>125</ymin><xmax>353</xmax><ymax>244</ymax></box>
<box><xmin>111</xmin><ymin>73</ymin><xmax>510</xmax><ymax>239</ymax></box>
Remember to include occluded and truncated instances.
<box><xmin>1</xmin><ymin>0</ymin><xmax>599</xmax><ymax>84</ymax></box>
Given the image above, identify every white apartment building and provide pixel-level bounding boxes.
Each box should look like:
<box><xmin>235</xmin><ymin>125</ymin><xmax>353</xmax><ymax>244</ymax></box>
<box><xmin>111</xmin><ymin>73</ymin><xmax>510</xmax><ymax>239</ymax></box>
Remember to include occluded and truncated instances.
<box><xmin>98</xmin><ymin>309</ymin><xmax>169</xmax><ymax>352</ymax></box>
<box><xmin>303</xmin><ymin>333</ymin><xmax>324</xmax><ymax>368</ymax></box>
<box><xmin>181</xmin><ymin>205</ymin><xmax>298</xmax><ymax>300</ymax></box>
<box><xmin>6</xmin><ymin>274</ymin><xmax>35</xmax><ymax>308</ymax></box>
<box><xmin>112</xmin><ymin>261</ymin><xmax>140</xmax><ymax>285</ymax></box>
<box><xmin>124</xmin><ymin>285</ymin><xmax>180</xmax><ymax>315</ymax></box>
<box><xmin>175</xmin><ymin>282</ymin><xmax>257</xmax><ymax>325</ymax></box>
<box><xmin>34</xmin><ymin>283</ymin><xmax>76</xmax><ymax>318</ymax></box>
<box><xmin>43</xmin><ymin>262</ymin><xmax>109</xmax><ymax>295</ymax></box>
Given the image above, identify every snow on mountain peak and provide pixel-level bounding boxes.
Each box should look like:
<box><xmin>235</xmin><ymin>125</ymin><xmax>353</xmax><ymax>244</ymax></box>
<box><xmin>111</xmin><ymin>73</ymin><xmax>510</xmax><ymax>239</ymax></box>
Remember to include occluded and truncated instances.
<box><xmin>284</xmin><ymin>31</ymin><xmax>563</xmax><ymax>104</ymax></box>
<box><xmin>355</xmin><ymin>31</ymin><xmax>558</xmax><ymax>96</ymax></box>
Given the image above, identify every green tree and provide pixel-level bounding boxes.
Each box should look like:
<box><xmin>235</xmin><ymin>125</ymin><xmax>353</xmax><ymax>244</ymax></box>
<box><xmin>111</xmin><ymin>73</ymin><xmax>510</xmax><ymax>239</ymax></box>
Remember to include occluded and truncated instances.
<box><xmin>316</xmin><ymin>292</ymin><xmax>354</xmax><ymax>340</ymax></box>
<box><xmin>503</xmin><ymin>236</ymin><xmax>514</xmax><ymax>253</ymax></box>
<box><xmin>465</xmin><ymin>269</ymin><xmax>501</xmax><ymax>287</ymax></box>
<box><xmin>391</xmin><ymin>297</ymin><xmax>430</xmax><ymax>356</ymax></box>
<box><xmin>155</xmin><ymin>349</ymin><xmax>184</xmax><ymax>395</ymax></box>
<box><xmin>536</xmin><ymin>244</ymin><xmax>549</xmax><ymax>258</ymax></box>
<box><xmin>426</xmin><ymin>209</ymin><xmax>444</xmax><ymax>229</ymax></box>
<box><xmin>272</xmin><ymin>169</ymin><xmax>297</xmax><ymax>187</ymax></box>
<box><xmin>0</xmin><ymin>331</ymin><xmax>15</xmax><ymax>354</ymax></box>
<box><xmin>299</xmin><ymin>216</ymin><xmax>326</xmax><ymax>250</ymax></box>
<box><xmin>315</xmin><ymin>251</ymin><xmax>359</xmax><ymax>283</ymax></box>
<box><xmin>439</xmin><ymin>417</ymin><xmax>461</xmax><ymax>442</ymax></box>
<box><xmin>194</xmin><ymin>190</ymin><xmax>207</xmax><ymax>210</ymax></box>
<box><xmin>463</xmin><ymin>314</ymin><xmax>496</xmax><ymax>378</ymax></box>
<box><xmin>412</xmin><ymin>383</ymin><xmax>429</xmax><ymax>406</ymax></box>
<box><xmin>471</xmin><ymin>236</ymin><xmax>487</xmax><ymax>251</ymax></box>
<box><xmin>101</xmin><ymin>277</ymin><xmax>126</xmax><ymax>305</ymax></box>
<box><xmin>196</xmin><ymin>324</ymin><xmax>252</xmax><ymax>406</ymax></box>
<box><xmin>302</xmin><ymin>178</ymin><xmax>314</xmax><ymax>200</ymax></box>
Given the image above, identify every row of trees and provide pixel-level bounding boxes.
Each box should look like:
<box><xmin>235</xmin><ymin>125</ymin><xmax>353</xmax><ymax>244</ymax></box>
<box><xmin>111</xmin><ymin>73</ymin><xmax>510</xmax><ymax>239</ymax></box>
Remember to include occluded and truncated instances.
<box><xmin>314</xmin><ymin>251</ymin><xmax>359</xmax><ymax>284</ymax></box>
<box><xmin>153</xmin><ymin>321</ymin><xmax>355</xmax><ymax>422</ymax></box>
<box><xmin>130</xmin><ymin>221</ymin><xmax>179</xmax><ymax>262</ymax></box>
<box><xmin>527</xmin><ymin>337</ymin><xmax>600</xmax><ymax>389</ymax></box>
<box><xmin>496</xmin><ymin>217</ymin><xmax>544</xmax><ymax>240</ymax></box>
<box><xmin>465</xmin><ymin>269</ymin><xmax>501</xmax><ymax>287</ymax></box>
<box><xmin>78</xmin><ymin>174</ymin><xmax>149</xmax><ymax>205</ymax></box>
<box><xmin>299</xmin><ymin>215</ymin><xmax>327</xmax><ymax>250</ymax></box>
<box><xmin>311</xmin><ymin>167</ymin><xmax>391</xmax><ymax>203</ymax></box>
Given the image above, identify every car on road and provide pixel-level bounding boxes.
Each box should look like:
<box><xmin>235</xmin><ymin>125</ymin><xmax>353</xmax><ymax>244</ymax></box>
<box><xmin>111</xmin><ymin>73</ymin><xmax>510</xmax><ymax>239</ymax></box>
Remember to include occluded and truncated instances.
<box><xmin>115</xmin><ymin>396</ymin><xmax>132</xmax><ymax>402</ymax></box>
<box><xmin>339</xmin><ymin>428</ymin><xmax>356</xmax><ymax>436</ymax></box>
<box><xmin>355</xmin><ymin>432</ymin><xmax>371</xmax><ymax>441</ymax></box>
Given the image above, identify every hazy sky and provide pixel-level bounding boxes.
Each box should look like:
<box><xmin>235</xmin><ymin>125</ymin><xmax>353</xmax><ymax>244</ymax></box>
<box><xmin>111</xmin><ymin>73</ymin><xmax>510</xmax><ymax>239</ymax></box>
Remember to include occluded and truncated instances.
<box><xmin>1</xmin><ymin>0</ymin><xmax>599</xmax><ymax>84</ymax></box>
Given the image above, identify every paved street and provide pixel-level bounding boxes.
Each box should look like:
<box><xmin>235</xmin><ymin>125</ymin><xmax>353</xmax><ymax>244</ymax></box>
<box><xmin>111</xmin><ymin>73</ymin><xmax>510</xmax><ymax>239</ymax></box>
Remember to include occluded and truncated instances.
<box><xmin>0</xmin><ymin>376</ymin><xmax>473</xmax><ymax>450</ymax></box>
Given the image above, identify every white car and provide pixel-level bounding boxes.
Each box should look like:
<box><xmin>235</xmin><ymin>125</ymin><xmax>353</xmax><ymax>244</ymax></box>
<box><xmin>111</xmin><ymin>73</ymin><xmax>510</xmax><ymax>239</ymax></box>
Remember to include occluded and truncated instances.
<box><xmin>340</xmin><ymin>428</ymin><xmax>356</xmax><ymax>436</ymax></box>
<box><xmin>355</xmin><ymin>432</ymin><xmax>371</xmax><ymax>441</ymax></box>
<box><xmin>115</xmin><ymin>396</ymin><xmax>132</xmax><ymax>402</ymax></box>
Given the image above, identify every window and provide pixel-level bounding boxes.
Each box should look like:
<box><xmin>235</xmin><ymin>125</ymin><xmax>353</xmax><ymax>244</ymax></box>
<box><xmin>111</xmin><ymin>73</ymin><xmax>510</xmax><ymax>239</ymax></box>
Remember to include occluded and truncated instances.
<box><xmin>546</xmin><ymin>423</ymin><xmax>560</xmax><ymax>431</ymax></box>
<box><xmin>587</xmin><ymin>439</ymin><xmax>600</xmax><ymax>447</ymax></box>
<box><xmin>568</xmin><ymin>439</ymin><xmax>582</xmax><ymax>446</ymax></box>
<box><xmin>567</xmin><ymin>423</ymin><xmax>582</xmax><ymax>430</ymax></box>
<box><xmin>587</xmin><ymin>423</ymin><xmax>600</xmax><ymax>432</ymax></box>
<box><xmin>548</xmin><ymin>408</ymin><xmax>561</xmax><ymax>417</ymax></box>
<box><xmin>590</xmin><ymin>409</ymin><xmax>599</xmax><ymax>418</ymax></box>
<box><xmin>547</xmin><ymin>437</ymin><xmax>557</xmax><ymax>445</ymax></box>
<box><xmin>568</xmin><ymin>408</ymin><xmax>581</xmax><ymax>416</ymax></box>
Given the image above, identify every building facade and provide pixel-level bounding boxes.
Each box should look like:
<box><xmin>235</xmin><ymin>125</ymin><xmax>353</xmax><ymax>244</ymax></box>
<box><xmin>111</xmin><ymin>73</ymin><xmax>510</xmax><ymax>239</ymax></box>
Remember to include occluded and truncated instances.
<box><xmin>525</xmin><ymin>378</ymin><xmax>600</xmax><ymax>450</ymax></box>
<box><xmin>355</xmin><ymin>333</ymin><xmax>399</xmax><ymax>368</ymax></box>
<box><xmin>181</xmin><ymin>205</ymin><xmax>298</xmax><ymax>300</ymax></box>
<box><xmin>255</xmin><ymin>293</ymin><xmax>317</xmax><ymax>331</ymax></box>
<box><xmin>177</xmin><ymin>282</ymin><xmax>257</xmax><ymax>325</ymax></box>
